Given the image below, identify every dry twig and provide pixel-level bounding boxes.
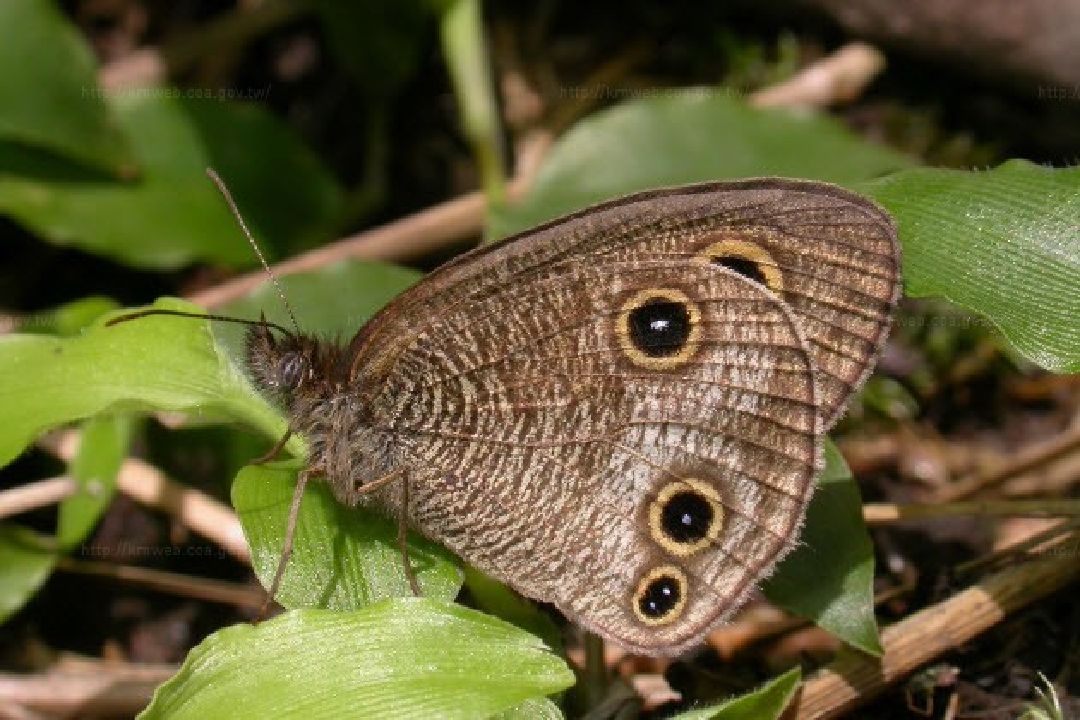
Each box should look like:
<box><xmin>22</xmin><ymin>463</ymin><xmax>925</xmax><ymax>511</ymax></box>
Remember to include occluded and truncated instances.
<box><xmin>0</xmin><ymin>477</ymin><xmax>77</xmax><ymax>521</ymax></box>
<box><xmin>56</xmin><ymin>556</ymin><xmax>263</xmax><ymax>608</ymax></box>
<box><xmin>791</xmin><ymin>533</ymin><xmax>1080</xmax><ymax>718</ymax></box>
<box><xmin>39</xmin><ymin>430</ymin><xmax>249</xmax><ymax>564</ymax></box>
<box><xmin>0</xmin><ymin>659</ymin><xmax>177</xmax><ymax>718</ymax></box>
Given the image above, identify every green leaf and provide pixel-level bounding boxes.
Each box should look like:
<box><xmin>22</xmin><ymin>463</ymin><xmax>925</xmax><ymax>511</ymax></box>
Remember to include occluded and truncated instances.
<box><xmin>670</xmin><ymin>667</ymin><xmax>801</xmax><ymax>720</ymax></box>
<box><xmin>139</xmin><ymin>600</ymin><xmax>574</xmax><ymax>720</ymax></box>
<box><xmin>861</xmin><ymin>160</ymin><xmax>1080</xmax><ymax>373</ymax></box>
<box><xmin>0</xmin><ymin>525</ymin><xmax>58</xmax><ymax>625</ymax></box>
<box><xmin>490</xmin><ymin>697</ymin><xmax>564</xmax><ymax>720</ymax></box>
<box><xmin>58</xmin><ymin>414</ymin><xmax>133</xmax><ymax>548</ymax></box>
<box><xmin>181</xmin><ymin>98</ymin><xmax>344</xmax><ymax>258</ymax></box>
<box><xmin>764</xmin><ymin>442</ymin><xmax>881</xmax><ymax>656</ymax></box>
<box><xmin>0</xmin><ymin>0</ymin><xmax>133</xmax><ymax>174</ymax></box>
<box><xmin>463</xmin><ymin>566</ymin><xmax>563</xmax><ymax>654</ymax></box>
<box><xmin>489</xmin><ymin>92</ymin><xmax>911</xmax><ymax>239</ymax></box>
<box><xmin>232</xmin><ymin>461</ymin><xmax>462</xmax><ymax>610</ymax></box>
<box><xmin>19</xmin><ymin>296</ymin><xmax>119</xmax><ymax>336</ymax></box>
<box><xmin>0</xmin><ymin>297</ymin><xmax>285</xmax><ymax>469</ymax></box>
<box><xmin>0</xmin><ymin>94</ymin><xmax>341</xmax><ymax>270</ymax></box>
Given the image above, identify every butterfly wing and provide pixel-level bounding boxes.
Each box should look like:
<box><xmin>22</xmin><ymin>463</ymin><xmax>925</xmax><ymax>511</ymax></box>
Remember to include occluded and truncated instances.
<box><xmin>352</xmin><ymin>180</ymin><xmax>897</xmax><ymax>654</ymax></box>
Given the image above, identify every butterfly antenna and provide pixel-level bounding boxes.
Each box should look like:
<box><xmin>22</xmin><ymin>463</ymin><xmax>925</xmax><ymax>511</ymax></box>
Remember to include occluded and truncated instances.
<box><xmin>206</xmin><ymin>168</ymin><xmax>301</xmax><ymax>336</ymax></box>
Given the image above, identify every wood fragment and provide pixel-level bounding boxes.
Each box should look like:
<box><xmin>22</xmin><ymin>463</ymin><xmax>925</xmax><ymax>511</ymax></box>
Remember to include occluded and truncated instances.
<box><xmin>790</xmin><ymin>534</ymin><xmax>1080</xmax><ymax>719</ymax></box>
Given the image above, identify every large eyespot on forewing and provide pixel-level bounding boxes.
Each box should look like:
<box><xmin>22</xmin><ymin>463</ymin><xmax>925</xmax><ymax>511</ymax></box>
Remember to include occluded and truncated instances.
<box><xmin>617</xmin><ymin>287</ymin><xmax>701</xmax><ymax>370</ymax></box>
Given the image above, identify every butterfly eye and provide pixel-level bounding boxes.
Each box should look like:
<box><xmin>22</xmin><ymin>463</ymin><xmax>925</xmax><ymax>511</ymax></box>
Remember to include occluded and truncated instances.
<box><xmin>648</xmin><ymin>479</ymin><xmax>724</xmax><ymax>557</ymax></box>
<box><xmin>618</xmin><ymin>287</ymin><xmax>701</xmax><ymax>370</ymax></box>
<box><xmin>698</xmin><ymin>238</ymin><xmax>783</xmax><ymax>293</ymax></box>
<box><xmin>278</xmin><ymin>352</ymin><xmax>307</xmax><ymax>390</ymax></box>
<box><xmin>632</xmin><ymin>566</ymin><xmax>688</xmax><ymax>625</ymax></box>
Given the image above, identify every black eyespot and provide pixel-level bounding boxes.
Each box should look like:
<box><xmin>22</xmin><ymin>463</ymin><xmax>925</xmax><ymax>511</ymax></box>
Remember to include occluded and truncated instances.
<box><xmin>661</xmin><ymin>491</ymin><xmax>714</xmax><ymax>544</ymax></box>
<box><xmin>715</xmin><ymin>255</ymin><xmax>768</xmax><ymax>286</ymax></box>
<box><xmin>628</xmin><ymin>300</ymin><xmax>691</xmax><ymax>357</ymax></box>
<box><xmin>278</xmin><ymin>352</ymin><xmax>306</xmax><ymax>390</ymax></box>
<box><xmin>637</xmin><ymin>573</ymin><xmax>683</xmax><ymax>620</ymax></box>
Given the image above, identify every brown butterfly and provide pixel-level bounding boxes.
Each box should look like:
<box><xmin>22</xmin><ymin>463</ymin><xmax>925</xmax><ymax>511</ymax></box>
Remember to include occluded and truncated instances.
<box><xmin>232</xmin><ymin>178</ymin><xmax>900</xmax><ymax>656</ymax></box>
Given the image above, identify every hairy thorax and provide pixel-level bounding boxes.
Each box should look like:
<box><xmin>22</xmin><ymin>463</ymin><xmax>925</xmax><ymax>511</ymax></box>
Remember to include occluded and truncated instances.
<box><xmin>245</xmin><ymin>326</ymin><xmax>401</xmax><ymax>509</ymax></box>
<box><xmin>289</xmin><ymin>391</ymin><xmax>400</xmax><ymax>508</ymax></box>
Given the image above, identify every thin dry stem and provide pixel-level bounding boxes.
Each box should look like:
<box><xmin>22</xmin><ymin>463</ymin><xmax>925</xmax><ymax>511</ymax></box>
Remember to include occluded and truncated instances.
<box><xmin>0</xmin><ymin>477</ymin><xmax>77</xmax><ymax>520</ymax></box>
<box><xmin>863</xmin><ymin>498</ymin><xmax>1080</xmax><ymax>524</ymax></box>
<box><xmin>0</xmin><ymin>659</ymin><xmax>177</xmax><ymax>717</ymax></box>
<box><xmin>935</xmin><ymin>422</ymin><xmax>1080</xmax><ymax>502</ymax></box>
<box><xmin>56</xmin><ymin>556</ymin><xmax>263</xmax><ymax>608</ymax></box>
<box><xmin>40</xmin><ymin>430</ymin><xmax>249</xmax><ymax>564</ymax></box>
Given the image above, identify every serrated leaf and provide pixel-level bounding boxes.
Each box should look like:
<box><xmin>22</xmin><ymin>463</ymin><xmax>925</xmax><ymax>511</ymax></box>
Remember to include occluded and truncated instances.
<box><xmin>0</xmin><ymin>525</ymin><xmax>57</xmax><ymax>625</ymax></box>
<box><xmin>670</xmin><ymin>667</ymin><xmax>801</xmax><ymax>720</ymax></box>
<box><xmin>233</xmin><ymin>461</ymin><xmax>462</xmax><ymax>609</ymax></box>
<box><xmin>489</xmin><ymin>92</ymin><xmax>911</xmax><ymax>239</ymax></box>
<box><xmin>764</xmin><ymin>442</ymin><xmax>881</xmax><ymax>656</ymax></box>
<box><xmin>139</xmin><ymin>600</ymin><xmax>574</xmax><ymax>720</ymax></box>
<box><xmin>0</xmin><ymin>0</ymin><xmax>133</xmax><ymax>174</ymax></box>
<box><xmin>861</xmin><ymin>160</ymin><xmax>1080</xmax><ymax>373</ymax></box>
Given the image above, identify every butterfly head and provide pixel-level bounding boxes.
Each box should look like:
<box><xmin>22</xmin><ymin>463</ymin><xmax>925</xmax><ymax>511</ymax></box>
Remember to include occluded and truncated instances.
<box><xmin>245</xmin><ymin>321</ymin><xmax>340</xmax><ymax>406</ymax></box>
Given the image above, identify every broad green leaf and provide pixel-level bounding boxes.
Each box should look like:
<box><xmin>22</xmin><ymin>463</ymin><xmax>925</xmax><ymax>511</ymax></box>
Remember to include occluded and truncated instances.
<box><xmin>0</xmin><ymin>0</ymin><xmax>133</xmax><ymax>174</ymax></box>
<box><xmin>0</xmin><ymin>525</ymin><xmax>57</xmax><ymax>624</ymax></box>
<box><xmin>57</xmin><ymin>414</ymin><xmax>133</xmax><ymax>548</ymax></box>
<box><xmin>19</xmin><ymin>297</ymin><xmax>119</xmax><ymax>336</ymax></box>
<box><xmin>0</xmin><ymin>94</ymin><xmax>341</xmax><ymax>270</ymax></box>
<box><xmin>181</xmin><ymin>98</ymin><xmax>344</xmax><ymax>258</ymax></box>
<box><xmin>670</xmin><ymin>667</ymin><xmax>801</xmax><ymax>720</ymax></box>
<box><xmin>463</xmin><ymin>566</ymin><xmax>563</xmax><ymax>653</ymax></box>
<box><xmin>139</xmin><ymin>600</ymin><xmax>574</xmax><ymax>720</ymax></box>
<box><xmin>233</xmin><ymin>461</ymin><xmax>462</xmax><ymax>609</ymax></box>
<box><xmin>490</xmin><ymin>698</ymin><xmax>564</xmax><ymax>720</ymax></box>
<box><xmin>862</xmin><ymin>160</ymin><xmax>1080</xmax><ymax>373</ymax></box>
<box><xmin>764</xmin><ymin>442</ymin><xmax>881</xmax><ymax>656</ymax></box>
<box><xmin>0</xmin><ymin>297</ymin><xmax>286</xmax><ymax>469</ymax></box>
<box><xmin>489</xmin><ymin>92</ymin><xmax>911</xmax><ymax>239</ymax></box>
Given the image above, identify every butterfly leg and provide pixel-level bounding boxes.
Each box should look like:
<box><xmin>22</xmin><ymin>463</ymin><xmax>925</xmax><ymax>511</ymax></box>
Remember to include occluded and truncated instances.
<box><xmin>258</xmin><ymin>465</ymin><xmax>316</xmax><ymax>620</ymax></box>
<box><xmin>251</xmin><ymin>428</ymin><xmax>293</xmax><ymax>465</ymax></box>
<box><xmin>348</xmin><ymin>469</ymin><xmax>420</xmax><ymax>596</ymax></box>
<box><xmin>397</xmin><ymin>474</ymin><xmax>422</xmax><ymax>597</ymax></box>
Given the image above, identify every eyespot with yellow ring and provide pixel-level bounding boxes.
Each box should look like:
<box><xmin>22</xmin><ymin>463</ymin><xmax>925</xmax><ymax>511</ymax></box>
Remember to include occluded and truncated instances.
<box><xmin>647</xmin><ymin>478</ymin><xmax>724</xmax><ymax>557</ymax></box>
<box><xmin>617</xmin><ymin>287</ymin><xmax>701</xmax><ymax>371</ymax></box>
<box><xmin>697</xmin><ymin>238</ymin><xmax>783</xmax><ymax>294</ymax></box>
<box><xmin>632</xmin><ymin>565</ymin><xmax>689</xmax><ymax>626</ymax></box>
